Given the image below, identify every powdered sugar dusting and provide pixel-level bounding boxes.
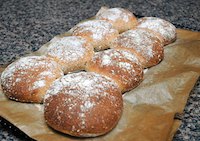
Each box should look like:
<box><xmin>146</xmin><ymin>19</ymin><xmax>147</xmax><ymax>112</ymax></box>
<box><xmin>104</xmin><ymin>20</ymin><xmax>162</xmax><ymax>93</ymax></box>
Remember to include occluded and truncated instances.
<box><xmin>101</xmin><ymin>54</ymin><xmax>112</xmax><ymax>66</ymax></box>
<box><xmin>118</xmin><ymin>62</ymin><xmax>133</xmax><ymax>71</ymax></box>
<box><xmin>96</xmin><ymin>8</ymin><xmax>131</xmax><ymax>23</ymax></box>
<box><xmin>119</xmin><ymin>49</ymin><xmax>139</xmax><ymax>64</ymax></box>
<box><xmin>45</xmin><ymin>72</ymin><xmax>118</xmax><ymax>99</ymax></box>
<box><xmin>1</xmin><ymin>56</ymin><xmax>63</xmax><ymax>93</ymax></box>
<box><xmin>39</xmin><ymin>71</ymin><xmax>53</xmax><ymax>77</ymax></box>
<box><xmin>89</xmin><ymin>49</ymin><xmax>142</xmax><ymax>89</ymax></box>
<box><xmin>138</xmin><ymin>17</ymin><xmax>176</xmax><ymax>43</ymax></box>
<box><xmin>112</xmin><ymin>28</ymin><xmax>157</xmax><ymax>61</ymax></box>
<box><xmin>81</xmin><ymin>101</ymin><xmax>95</xmax><ymax>112</ymax></box>
<box><xmin>44</xmin><ymin>72</ymin><xmax>120</xmax><ymax>130</ymax></box>
<box><xmin>32</xmin><ymin>80</ymin><xmax>46</xmax><ymax>90</ymax></box>
<box><xmin>15</xmin><ymin>78</ymin><xmax>21</xmax><ymax>82</ymax></box>
<box><xmin>46</xmin><ymin>36</ymin><xmax>87</xmax><ymax>62</ymax></box>
<box><xmin>95</xmin><ymin>49</ymin><xmax>139</xmax><ymax>70</ymax></box>
<box><xmin>71</xmin><ymin>20</ymin><xmax>117</xmax><ymax>41</ymax></box>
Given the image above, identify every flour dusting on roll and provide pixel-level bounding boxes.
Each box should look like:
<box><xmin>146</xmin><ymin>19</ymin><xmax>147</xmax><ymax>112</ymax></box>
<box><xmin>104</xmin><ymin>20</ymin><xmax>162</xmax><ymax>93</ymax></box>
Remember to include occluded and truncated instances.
<box><xmin>137</xmin><ymin>17</ymin><xmax>176</xmax><ymax>45</ymax></box>
<box><xmin>70</xmin><ymin>20</ymin><xmax>119</xmax><ymax>51</ymax></box>
<box><xmin>1</xmin><ymin>56</ymin><xmax>63</xmax><ymax>103</ymax></box>
<box><xmin>95</xmin><ymin>7</ymin><xmax>138</xmax><ymax>33</ymax></box>
<box><xmin>44</xmin><ymin>72</ymin><xmax>123</xmax><ymax>137</ymax></box>
<box><xmin>86</xmin><ymin>49</ymin><xmax>143</xmax><ymax>93</ymax></box>
<box><xmin>45</xmin><ymin>36</ymin><xmax>94</xmax><ymax>74</ymax></box>
<box><xmin>111</xmin><ymin>28</ymin><xmax>164</xmax><ymax>68</ymax></box>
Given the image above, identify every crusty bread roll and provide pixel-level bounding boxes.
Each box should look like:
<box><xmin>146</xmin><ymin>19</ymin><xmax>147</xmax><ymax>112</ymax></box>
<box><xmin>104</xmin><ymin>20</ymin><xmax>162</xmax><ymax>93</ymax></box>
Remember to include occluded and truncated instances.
<box><xmin>44</xmin><ymin>72</ymin><xmax>123</xmax><ymax>137</ymax></box>
<box><xmin>95</xmin><ymin>7</ymin><xmax>138</xmax><ymax>33</ymax></box>
<box><xmin>137</xmin><ymin>17</ymin><xmax>176</xmax><ymax>45</ymax></box>
<box><xmin>86</xmin><ymin>49</ymin><xmax>143</xmax><ymax>93</ymax></box>
<box><xmin>70</xmin><ymin>20</ymin><xmax>119</xmax><ymax>51</ymax></box>
<box><xmin>111</xmin><ymin>28</ymin><xmax>164</xmax><ymax>68</ymax></box>
<box><xmin>45</xmin><ymin>36</ymin><xmax>94</xmax><ymax>74</ymax></box>
<box><xmin>1</xmin><ymin>56</ymin><xmax>63</xmax><ymax>103</ymax></box>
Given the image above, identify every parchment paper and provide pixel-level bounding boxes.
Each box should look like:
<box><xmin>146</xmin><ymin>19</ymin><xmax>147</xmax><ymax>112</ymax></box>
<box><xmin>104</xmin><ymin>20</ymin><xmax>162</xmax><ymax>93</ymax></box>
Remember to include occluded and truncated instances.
<box><xmin>0</xmin><ymin>29</ymin><xmax>200</xmax><ymax>141</ymax></box>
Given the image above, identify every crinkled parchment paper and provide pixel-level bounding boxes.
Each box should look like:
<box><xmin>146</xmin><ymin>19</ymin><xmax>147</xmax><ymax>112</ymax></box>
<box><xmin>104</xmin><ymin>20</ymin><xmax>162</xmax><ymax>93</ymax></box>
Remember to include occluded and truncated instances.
<box><xmin>0</xmin><ymin>29</ymin><xmax>200</xmax><ymax>141</ymax></box>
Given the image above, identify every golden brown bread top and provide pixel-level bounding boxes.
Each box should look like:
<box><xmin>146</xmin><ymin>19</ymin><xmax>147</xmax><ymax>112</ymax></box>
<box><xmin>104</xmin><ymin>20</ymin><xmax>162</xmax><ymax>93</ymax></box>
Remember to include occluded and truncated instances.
<box><xmin>137</xmin><ymin>17</ymin><xmax>176</xmax><ymax>45</ymax></box>
<box><xmin>95</xmin><ymin>7</ymin><xmax>138</xmax><ymax>32</ymax></box>
<box><xmin>70</xmin><ymin>20</ymin><xmax>119</xmax><ymax>50</ymax></box>
<box><xmin>46</xmin><ymin>36</ymin><xmax>92</xmax><ymax>63</ymax></box>
<box><xmin>86</xmin><ymin>49</ymin><xmax>143</xmax><ymax>92</ymax></box>
<box><xmin>45</xmin><ymin>36</ymin><xmax>94</xmax><ymax>74</ymax></box>
<box><xmin>1</xmin><ymin>56</ymin><xmax>63</xmax><ymax>103</ymax></box>
<box><xmin>44</xmin><ymin>72</ymin><xmax>123</xmax><ymax>137</ymax></box>
<box><xmin>111</xmin><ymin>28</ymin><xmax>164</xmax><ymax>68</ymax></box>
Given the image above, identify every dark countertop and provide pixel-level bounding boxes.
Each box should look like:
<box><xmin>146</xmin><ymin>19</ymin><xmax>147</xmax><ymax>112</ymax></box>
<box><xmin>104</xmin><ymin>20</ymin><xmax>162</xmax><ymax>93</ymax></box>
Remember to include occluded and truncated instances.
<box><xmin>0</xmin><ymin>0</ymin><xmax>200</xmax><ymax>140</ymax></box>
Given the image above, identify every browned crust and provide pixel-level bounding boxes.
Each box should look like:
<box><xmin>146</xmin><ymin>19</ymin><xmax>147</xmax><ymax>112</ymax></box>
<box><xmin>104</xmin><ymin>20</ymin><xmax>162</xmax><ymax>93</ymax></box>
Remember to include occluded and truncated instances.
<box><xmin>86</xmin><ymin>50</ymin><xmax>143</xmax><ymax>93</ymax></box>
<box><xmin>110</xmin><ymin>28</ymin><xmax>164</xmax><ymax>68</ymax></box>
<box><xmin>1</xmin><ymin>57</ymin><xmax>63</xmax><ymax>103</ymax></box>
<box><xmin>44</xmin><ymin>75</ymin><xmax>123</xmax><ymax>137</ymax></box>
<box><xmin>95</xmin><ymin>7</ymin><xmax>138</xmax><ymax>33</ymax></box>
<box><xmin>137</xmin><ymin>17</ymin><xmax>176</xmax><ymax>45</ymax></box>
<box><xmin>71</xmin><ymin>20</ymin><xmax>119</xmax><ymax>51</ymax></box>
<box><xmin>46</xmin><ymin>40</ymin><xmax>94</xmax><ymax>74</ymax></box>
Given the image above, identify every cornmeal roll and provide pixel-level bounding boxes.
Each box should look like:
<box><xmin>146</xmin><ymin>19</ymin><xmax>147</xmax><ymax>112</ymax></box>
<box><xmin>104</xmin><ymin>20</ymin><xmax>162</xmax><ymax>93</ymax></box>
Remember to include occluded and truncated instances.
<box><xmin>45</xmin><ymin>36</ymin><xmax>94</xmax><ymax>74</ymax></box>
<box><xmin>137</xmin><ymin>17</ymin><xmax>176</xmax><ymax>45</ymax></box>
<box><xmin>70</xmin><ymin>20</ymin><xmax>119</xmax><ymax>51</ymax></box>
<box><xmin>96</xmin><ymin>7</ymin><xmax>138</xmax><ymax>33</ymax></box>
<box><xmin>44</xmin><ymin>72</ymin><xmax>123</xmax><ymax>137</ymax></box>
<box><xmin>86</xmin><ymin>49</ymin><xmax>143</xmax><ymax>93</ymax></box>
<box><xmin>1</xmin><ymin>56</ymin><xmax>63</xmax><ymax>103</ymax></box>
<box><xmin>111</xmin><ymin>28</ymin><xmax>164</xmax><ymax>68</ymax></box>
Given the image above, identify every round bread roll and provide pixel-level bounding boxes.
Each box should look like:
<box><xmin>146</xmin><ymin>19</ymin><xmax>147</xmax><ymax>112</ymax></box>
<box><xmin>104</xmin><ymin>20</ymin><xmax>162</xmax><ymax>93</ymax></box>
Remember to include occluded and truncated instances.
<box><xmin>44</xmin><ymin>72</ymin><xmax>123</xmax><ymax>137</ymax></box>
<box><xmin>45</xmin><ymin>36</ymin><xmax>94</xmax><ymax>74</ymax></box>
<box><xmin>1</xmin><ymin>56</ymin><xmax>63</xmax><ymax>103</ymax></box>
<box><xmin>86</xmin><ymin>49</ymin><xmax>143</xmax><ymax>93</ymax></box>
<box><xmin>137</xmin><ymin>17</ymin><xmax>176</xmax><ymax>45</ymax></box>
<box><xmin>111</xmin><ymin>28</ymin><xmax>164</xmax><ymax>68</ymax></box>
<box><xmin>95</xmin><ymin>7</ymin><xmax>138</xmax><ymax>33</ymax></box>
<box><xmin>70</xmin><ymin>20</ymin><xmax>119</xmax><ymax>51</ymax></box>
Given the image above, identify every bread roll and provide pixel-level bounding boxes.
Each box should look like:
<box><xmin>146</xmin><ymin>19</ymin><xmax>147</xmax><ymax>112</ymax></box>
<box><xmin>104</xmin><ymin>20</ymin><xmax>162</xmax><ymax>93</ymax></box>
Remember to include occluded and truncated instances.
<box><xmin>111</xmin><ymin>28</ymin><xmax>164</xmax><ymax>68</ymax></box>
<box><xmin>44</xmin><ymin>72</ymin><xmax>123</xmax><ymax>137</ymax></box>
<box><xmin>45</xmin><ymin>36</ymin><xmax>94</xmax><ymax>74</ymax></box>
<box><xmin>95</xmin><ymin>7</ymin><xmax>138</xmax><ymax>33</ymax></box>
<box><xmin>1</xmin><ymin>56</ymin><xmax>63</xmax><ymax>103</ymax></box>
<box><xmin>137</xmin><ymin>17</ymin><xmax>176</xmax><ymax>45</ymax></box>
<box><xmin>70</xmin><ymin>20</ymin><xmax>119</xmax><ymax>51</ymax></box>
<box><xmin>86</xmin><ymin>49</ymin><xmax>143</xmax><ymax>93</ymax></box>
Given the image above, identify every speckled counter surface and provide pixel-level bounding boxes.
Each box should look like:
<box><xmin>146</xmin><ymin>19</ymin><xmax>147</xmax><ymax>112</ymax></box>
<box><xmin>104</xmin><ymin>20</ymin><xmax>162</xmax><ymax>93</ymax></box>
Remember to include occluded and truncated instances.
<box><xmin>0</xmin><ymin>0</ymin><xmax>200</xmax><ymax>140</ymax></box>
